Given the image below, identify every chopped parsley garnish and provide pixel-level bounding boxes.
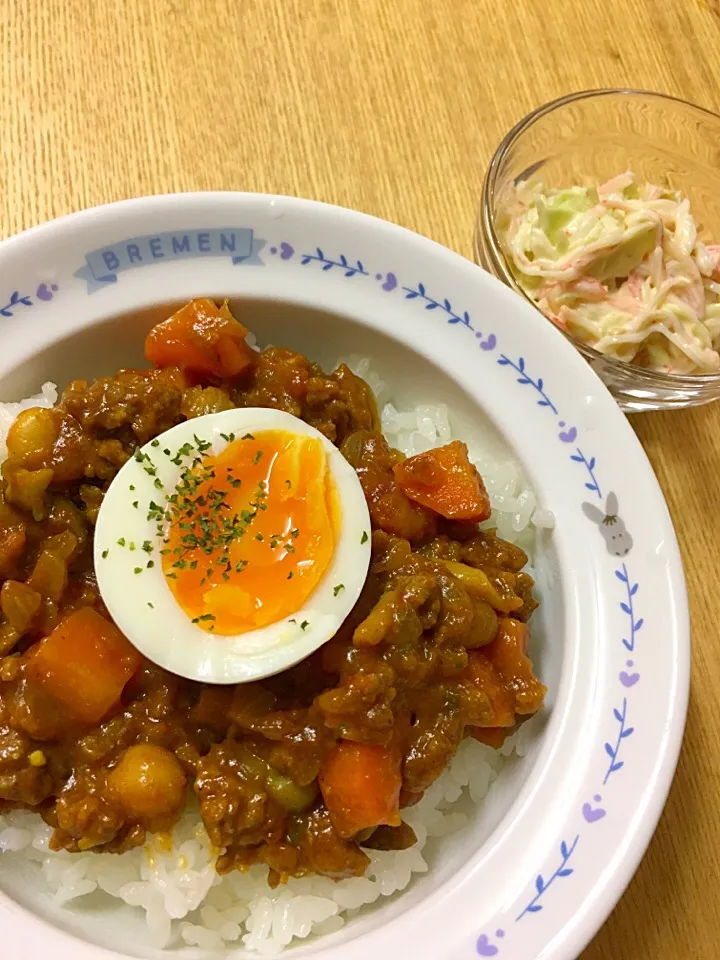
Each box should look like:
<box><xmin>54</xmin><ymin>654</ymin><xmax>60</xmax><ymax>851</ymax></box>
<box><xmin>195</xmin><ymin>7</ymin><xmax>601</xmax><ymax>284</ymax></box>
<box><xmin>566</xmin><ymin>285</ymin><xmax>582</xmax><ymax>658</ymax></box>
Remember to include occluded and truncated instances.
<box><xmin>191</xmin><ymin>613</ymin><xmax>216</xmax><ymax>624</ymax></box>
<box><xmin>361</xmin><ymin>531</ymin><xmax>369</xmax><ymax>544</ymax></box>
<box><xmin>101</xmin><ymin>549</ymin><xmax>109</xmax><ymax>559</ymax></box>
<box><xmin>152</xmin><ymin>446</ymin><xmax>268</xmax><ymax>586</ymax></box>
<box><xmin>117</xmin><ymin>537</ymin><xmax>126</xmax><ymax>547</ymax></box>
<box><xmin>133</xmin><ymin>567</ymin><xmax>142</xmax><ymax>574</ymax></box>
<box><xmin>300</xmin><ymin>620</ymin><xmax>309</xmax><ymax>631</ymax></box>
<box><xmin>136</xmin><ymin>433</ymin><xmax>301</xmax><ymax>595</ymax></box>
<box><xmin>170</xmin><ymin>441</ymin><xmax>195</xmax><ymax>465</ymax></box>
<box><xmin>147</xmin><ymin>602</ymin><xmax>154</xmax><ymax>609</ymax></box>
<box><xmin>333</xmin><ymin>583</ymin><xmax>345</xmax><ymax>596</ymax></box>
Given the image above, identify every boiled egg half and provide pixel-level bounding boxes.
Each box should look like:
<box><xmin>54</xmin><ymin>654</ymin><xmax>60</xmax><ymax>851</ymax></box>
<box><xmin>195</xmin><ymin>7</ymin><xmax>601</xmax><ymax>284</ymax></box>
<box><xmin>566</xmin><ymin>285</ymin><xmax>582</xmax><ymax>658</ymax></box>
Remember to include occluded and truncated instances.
<box><xmin>94</xmin><ymin>408</ymin><xmax>371</xmax><ymax>683</ymax></box>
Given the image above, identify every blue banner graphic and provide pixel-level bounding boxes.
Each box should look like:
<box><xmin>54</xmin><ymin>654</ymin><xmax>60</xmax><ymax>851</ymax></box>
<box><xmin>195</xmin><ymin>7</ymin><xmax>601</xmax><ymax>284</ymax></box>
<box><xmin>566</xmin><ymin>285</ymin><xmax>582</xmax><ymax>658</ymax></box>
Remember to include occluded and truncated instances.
<box><xmin>74</xmin><ymin>228</ymin><xmax>265</xmax><ymax>292</ymax></box>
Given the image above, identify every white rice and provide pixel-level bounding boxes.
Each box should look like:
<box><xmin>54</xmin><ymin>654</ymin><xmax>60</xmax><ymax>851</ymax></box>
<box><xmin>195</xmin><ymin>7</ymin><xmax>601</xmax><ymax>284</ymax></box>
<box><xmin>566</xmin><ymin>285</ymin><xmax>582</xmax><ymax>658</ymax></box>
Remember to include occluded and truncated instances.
<box><xmin>0</xmin><ymin>358</ymin><xmax>550</xmax><ymax>954</ymax></box>
<box><xmin>0</xmin><ymin>731</ymin><xmax>536</xmax><ymax>953</ymax></box>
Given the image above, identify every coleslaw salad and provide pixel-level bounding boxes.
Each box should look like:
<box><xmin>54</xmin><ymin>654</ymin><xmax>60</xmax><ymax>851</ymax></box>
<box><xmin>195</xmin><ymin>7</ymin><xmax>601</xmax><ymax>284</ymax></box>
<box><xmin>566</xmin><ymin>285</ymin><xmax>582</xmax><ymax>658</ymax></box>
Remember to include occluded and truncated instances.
<box><xmin>502</xmin><ymin>171</ymin><xmax>720</xmax><ymax>374</ymax></box>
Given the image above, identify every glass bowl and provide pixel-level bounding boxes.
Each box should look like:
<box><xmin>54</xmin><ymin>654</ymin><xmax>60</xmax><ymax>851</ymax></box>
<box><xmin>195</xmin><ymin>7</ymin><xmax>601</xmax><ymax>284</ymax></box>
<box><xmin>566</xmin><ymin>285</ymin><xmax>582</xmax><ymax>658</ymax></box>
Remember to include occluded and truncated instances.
<box><xmin>475</xmin><ymin>88</ymin><xmax>720</xmax><ymax>412</ymax></box>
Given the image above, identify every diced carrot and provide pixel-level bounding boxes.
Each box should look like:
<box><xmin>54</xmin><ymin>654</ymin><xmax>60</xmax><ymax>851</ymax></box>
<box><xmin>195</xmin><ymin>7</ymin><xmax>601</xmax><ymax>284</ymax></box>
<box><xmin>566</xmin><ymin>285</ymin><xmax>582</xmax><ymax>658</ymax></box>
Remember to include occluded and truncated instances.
<box><xmin>482</xmin><ymin>618</ymin><xmax>546</xmax><ymax>715</ymax></box>
<box><xmin>144</xmin><ymin>298</ymin><xmax>256</xmax><ymax>379</ymax></box>
<box><xmin>393</xmin><ymin>440</ymin><xmax>491</xmax><ymax>522</ymax></box>
<box><xmin>464</xmin><ymin>651</ymin><xmax>516</xmax><ymax>728</ymax></box>
<box><xmin>26</xmin><ymin>608</ymin><xmax>142</xmax><ymax>724</ymax></box>
<box><xmin>319</xmin><ymin>741</ymin><xmax>402</xmax><ymax>838</ymax></box>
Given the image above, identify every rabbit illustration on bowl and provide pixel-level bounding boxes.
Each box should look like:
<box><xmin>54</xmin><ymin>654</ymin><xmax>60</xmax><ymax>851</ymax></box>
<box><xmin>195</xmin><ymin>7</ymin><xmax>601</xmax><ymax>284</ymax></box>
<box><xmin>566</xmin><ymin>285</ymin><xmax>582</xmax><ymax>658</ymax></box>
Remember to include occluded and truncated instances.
<box><xmin>582</xmin><ymin>492</ymin><xmax>634</xmax><ymax>557</ymax></box>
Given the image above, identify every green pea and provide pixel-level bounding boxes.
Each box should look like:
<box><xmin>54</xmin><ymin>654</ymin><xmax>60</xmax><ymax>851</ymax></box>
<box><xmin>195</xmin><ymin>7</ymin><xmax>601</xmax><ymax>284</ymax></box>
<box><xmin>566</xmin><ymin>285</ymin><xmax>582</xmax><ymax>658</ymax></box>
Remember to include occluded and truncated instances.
<box><xmin>265</xmin><ymin>770</ymin><xmax>317</xmax><ymax>812</ymax></box>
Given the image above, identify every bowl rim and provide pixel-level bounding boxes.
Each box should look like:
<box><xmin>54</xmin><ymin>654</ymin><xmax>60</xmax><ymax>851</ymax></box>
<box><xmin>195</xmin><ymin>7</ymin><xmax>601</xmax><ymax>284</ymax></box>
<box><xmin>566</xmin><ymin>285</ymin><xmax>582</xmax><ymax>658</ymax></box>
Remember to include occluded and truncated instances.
<box><xmin>0</xmin><ymin>190</ymin><xmax>690</xmax><ymax>960</ymax></box>
<box><xmin>479</xmin><ymin>86</ymin><xmax>720</xmax><ymax>386</ymax></box>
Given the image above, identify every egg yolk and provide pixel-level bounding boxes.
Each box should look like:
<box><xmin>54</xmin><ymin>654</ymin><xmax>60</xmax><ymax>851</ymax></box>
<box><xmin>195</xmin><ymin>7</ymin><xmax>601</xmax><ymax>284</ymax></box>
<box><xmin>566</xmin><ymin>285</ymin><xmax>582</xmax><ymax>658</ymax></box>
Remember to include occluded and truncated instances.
<box><xmin>161</xmin><ymin>430</ymin><xmax>338</xmax><ymax>635</ymax></box>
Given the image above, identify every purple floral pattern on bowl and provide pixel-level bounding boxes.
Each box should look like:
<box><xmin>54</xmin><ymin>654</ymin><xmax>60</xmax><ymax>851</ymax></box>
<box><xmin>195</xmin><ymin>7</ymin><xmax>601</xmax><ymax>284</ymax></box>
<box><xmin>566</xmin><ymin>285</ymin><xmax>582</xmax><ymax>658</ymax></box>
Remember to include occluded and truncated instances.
<box><xmin>0</xmin><ymin>284</ymin><xmax>59</xmax><ymax>317</ymax></box>
<box><xmin>262</xmin><ymin>246</ymin><xmax>648</xmax><ymax>956</ymax></box>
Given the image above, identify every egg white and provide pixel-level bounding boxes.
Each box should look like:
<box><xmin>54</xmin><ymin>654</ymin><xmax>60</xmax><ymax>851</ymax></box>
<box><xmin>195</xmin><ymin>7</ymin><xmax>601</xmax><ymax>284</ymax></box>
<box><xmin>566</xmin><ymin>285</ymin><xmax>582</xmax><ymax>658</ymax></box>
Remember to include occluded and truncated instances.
<box><xmin>94</xmin><ymin>408</ymin><xmax>372</xmax><ymax>683</ymax></box>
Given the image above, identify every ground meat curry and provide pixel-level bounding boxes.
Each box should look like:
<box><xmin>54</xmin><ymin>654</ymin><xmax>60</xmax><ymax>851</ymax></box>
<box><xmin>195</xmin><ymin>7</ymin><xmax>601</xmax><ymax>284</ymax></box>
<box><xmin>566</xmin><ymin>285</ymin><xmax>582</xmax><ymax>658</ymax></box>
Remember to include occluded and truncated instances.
<box><xmin>0</xmin><ymin>299</ymin><xmax>545</xmax><ymax>885</ymax></box>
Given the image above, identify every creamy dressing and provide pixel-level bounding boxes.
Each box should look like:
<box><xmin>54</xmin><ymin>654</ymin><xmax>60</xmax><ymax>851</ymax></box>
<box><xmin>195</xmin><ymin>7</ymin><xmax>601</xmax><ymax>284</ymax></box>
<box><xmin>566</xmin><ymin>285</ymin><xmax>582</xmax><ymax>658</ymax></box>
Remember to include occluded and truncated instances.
<box><xmin>502</xmin><ymin>172</ymin><xmax>720</xmax><ymax>374</ymax></box>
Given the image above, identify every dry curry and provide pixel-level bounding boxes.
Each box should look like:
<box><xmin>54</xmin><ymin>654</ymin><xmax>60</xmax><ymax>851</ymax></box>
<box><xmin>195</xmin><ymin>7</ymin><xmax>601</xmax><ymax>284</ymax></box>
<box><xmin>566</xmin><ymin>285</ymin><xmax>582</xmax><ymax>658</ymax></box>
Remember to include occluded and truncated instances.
<box><xmin>0</xmin><ymin>299</ymin><xmax>545</xmax><ymax>885</ymax></box>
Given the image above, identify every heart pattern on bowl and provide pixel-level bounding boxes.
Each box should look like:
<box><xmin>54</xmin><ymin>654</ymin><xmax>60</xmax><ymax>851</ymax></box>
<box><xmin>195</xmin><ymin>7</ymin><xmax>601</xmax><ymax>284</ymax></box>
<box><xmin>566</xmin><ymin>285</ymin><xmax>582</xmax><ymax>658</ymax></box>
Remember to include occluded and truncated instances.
<box><xmin>582</xmin><ymin>801</ymin><xmax>606</xmax><ymax>823</ymax></box>
<box><xmin>35</xmin><ymin>283</ymin><xmax>59</xmax><ymax>301</ymax></box>
<box><xmin>476</xmin><ymin>934</ymin><xmax>499</xmax><ymax>957</ymax></box>
<box><xmin>558</xmin><ymin>425</ymin><xmax>578</xmax><ymax>443</ymax></box>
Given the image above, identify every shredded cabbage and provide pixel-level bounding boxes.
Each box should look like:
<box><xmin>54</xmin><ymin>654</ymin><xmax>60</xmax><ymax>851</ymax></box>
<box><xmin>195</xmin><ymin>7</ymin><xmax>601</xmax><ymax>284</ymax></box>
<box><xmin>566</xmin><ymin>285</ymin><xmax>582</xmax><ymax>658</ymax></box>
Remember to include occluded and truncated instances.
<box><xmin>502</xmin><ymin>171</ymin><xmax>720</xmax><ymax>374</ymax></box>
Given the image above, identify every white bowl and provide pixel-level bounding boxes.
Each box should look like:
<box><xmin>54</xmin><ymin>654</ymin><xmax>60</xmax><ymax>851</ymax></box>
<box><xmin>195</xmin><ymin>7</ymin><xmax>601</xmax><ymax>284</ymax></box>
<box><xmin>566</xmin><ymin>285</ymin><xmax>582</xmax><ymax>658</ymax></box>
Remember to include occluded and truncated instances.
<box><xmin>0</xmin><ymin>194</ymin><xmax>689</xmax><ymax>960</ymax></box>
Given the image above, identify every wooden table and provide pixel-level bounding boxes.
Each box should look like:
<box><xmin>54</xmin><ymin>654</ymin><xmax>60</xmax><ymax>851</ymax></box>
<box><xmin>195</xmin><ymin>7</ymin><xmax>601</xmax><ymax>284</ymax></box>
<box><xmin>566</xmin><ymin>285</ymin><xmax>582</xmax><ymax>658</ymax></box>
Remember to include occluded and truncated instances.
<box><xmin>2</xmin><ymin>1</ymin><xmax>718</xmax><ymax>956</ymax></box>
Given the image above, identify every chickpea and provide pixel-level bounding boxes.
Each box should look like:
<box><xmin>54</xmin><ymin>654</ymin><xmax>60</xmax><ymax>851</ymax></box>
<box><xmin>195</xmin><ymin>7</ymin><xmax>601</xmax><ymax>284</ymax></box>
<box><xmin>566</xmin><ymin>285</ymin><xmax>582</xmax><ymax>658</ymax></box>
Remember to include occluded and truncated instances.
<box><xmin>109</xmin><ymin>744</ymin><xmax>186</xmax><ymax>821</ymax></box>
<box><xmin>5</xmin><ymin>408</ymin><xmax>58</xmax><ymax>467</ymax></box>
<box><xmin>5</xmin><ymin>407</ymin><xmax>88</xmax><ymax>485</ymax></box>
